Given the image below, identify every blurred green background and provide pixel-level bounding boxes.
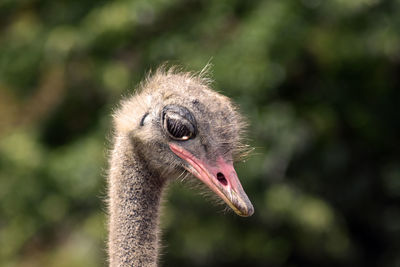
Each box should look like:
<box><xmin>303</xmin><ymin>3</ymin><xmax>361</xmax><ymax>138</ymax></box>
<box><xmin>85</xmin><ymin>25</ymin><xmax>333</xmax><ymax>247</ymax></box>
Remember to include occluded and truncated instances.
<box><xmin>1</xmin><ymin>0</ymin><xmax>399</xmax><ymax>266</ymax></box>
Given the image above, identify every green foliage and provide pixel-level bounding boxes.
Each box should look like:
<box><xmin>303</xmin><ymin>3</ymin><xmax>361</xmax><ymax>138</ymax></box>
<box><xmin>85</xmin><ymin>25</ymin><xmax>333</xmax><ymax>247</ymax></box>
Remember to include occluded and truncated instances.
<box><xmin>1</xmin><ymin>0</ymin><xmax>399</xmax><ymax>266</ymax></box>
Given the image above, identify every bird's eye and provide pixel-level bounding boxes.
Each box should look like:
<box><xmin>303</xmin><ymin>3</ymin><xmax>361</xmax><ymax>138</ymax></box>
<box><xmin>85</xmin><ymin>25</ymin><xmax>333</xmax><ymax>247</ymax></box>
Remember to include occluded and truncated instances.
<box><xmin>164</xmin><ymin>114</ymin><xmax>195</xmax><ymax>140</ymax></box>
<box><xmin>162</xmin><ymin>105</ymin><xmax>197</xmax><ymax>141</ymax></box>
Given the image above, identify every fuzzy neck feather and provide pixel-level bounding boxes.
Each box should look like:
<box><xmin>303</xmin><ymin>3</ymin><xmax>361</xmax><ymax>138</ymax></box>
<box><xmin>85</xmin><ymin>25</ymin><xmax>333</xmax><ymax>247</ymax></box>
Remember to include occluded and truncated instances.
<box><xmin>108</xmin><ymin>134</ymin><xmax>164</xmax><ymax>267</ymax></box>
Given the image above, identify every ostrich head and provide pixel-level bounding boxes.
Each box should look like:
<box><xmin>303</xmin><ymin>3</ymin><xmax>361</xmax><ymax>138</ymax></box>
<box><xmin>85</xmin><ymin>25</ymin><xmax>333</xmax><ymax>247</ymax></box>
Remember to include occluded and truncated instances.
<box><xmin>114</xmin><ymin>68</ymin><xmax>254</xmax><ymax>217</ymax></box>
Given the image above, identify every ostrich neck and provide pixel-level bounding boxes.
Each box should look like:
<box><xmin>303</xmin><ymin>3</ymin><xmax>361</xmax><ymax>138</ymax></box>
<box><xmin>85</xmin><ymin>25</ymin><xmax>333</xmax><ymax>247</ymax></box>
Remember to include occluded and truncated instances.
<box><xmin>108</xmin><ymin>135</ymin><xmax>164</xmax><ymax>267</ymax></box>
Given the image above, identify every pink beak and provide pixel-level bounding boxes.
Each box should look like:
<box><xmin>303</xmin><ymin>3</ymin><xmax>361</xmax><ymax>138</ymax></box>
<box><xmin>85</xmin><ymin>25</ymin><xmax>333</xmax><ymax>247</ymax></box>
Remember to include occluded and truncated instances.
<box><xmin>169</xmin><ymin>143</ymin><xmax>254</xmax><ymax>217</ymax></box>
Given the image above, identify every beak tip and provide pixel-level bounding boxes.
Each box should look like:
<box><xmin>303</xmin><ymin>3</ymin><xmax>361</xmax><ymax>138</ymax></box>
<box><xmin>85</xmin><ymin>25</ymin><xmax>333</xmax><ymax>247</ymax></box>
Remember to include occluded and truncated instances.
<box><xmin>248</xmin><ymin>206</ymin><xmax>255</xmax><ymax>217</ymax></box>
<box><xmin>246</xmin><ymin>206</ymin><xmax>255</xmax><ymax>217</ymax></box>
<box><xmin>236</xmin><ymin>203</ymin><xmax>254</xmax><ymax>217</ymax></box>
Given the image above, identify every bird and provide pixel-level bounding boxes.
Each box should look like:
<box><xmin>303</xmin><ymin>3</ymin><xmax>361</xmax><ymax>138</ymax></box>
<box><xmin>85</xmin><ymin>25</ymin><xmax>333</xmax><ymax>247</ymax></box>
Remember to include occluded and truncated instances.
<box><xmin>107</xmin><ymin>66</ymin><xmax>254</xmax><ymax>267</ymax></box>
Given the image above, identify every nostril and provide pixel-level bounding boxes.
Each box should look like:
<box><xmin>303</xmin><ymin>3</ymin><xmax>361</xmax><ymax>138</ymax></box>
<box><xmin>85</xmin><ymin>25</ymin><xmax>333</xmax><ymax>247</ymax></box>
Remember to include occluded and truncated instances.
<box><xmin>216</xmin><ymin>172</ymin><xmax>228</xmax><ymax>186</ymax></box>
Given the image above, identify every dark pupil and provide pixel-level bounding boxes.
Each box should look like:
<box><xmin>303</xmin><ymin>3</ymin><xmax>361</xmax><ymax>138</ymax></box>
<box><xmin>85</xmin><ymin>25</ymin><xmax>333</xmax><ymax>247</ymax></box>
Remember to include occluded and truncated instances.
<box><xmin>167</xmin><ymin>117</ymin><xmax>191</xmax><ymax>139</ymax></box>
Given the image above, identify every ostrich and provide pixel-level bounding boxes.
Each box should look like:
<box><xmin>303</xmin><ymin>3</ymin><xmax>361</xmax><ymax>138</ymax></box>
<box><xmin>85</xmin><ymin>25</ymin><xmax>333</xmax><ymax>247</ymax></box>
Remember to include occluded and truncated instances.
<box><xmin>108</xmin><ymin>66</ymin><xmax>254</xmax><ymax>267</ymax></box>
